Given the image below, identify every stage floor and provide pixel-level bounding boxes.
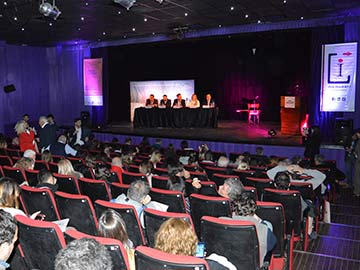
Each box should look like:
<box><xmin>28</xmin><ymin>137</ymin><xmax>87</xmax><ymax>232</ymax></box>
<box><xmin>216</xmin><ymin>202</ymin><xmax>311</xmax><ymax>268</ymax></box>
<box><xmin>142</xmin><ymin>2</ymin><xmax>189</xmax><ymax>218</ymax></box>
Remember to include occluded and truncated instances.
<box><xmin>99</xmin><ymin>120</ymin><xmax>304</xmax><ymax>147</ymax></box>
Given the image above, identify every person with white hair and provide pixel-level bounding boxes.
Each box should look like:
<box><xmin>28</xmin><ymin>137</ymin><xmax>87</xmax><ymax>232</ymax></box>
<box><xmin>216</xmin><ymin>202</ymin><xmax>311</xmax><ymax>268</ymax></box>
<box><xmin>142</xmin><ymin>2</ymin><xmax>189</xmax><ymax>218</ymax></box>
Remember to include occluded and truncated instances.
<box><xmin>49</xmin><ymin>135</ymin><xmax>77</xmax><ymax>157</ymax></box>
<box><xmin>14</xmin><ymin>120</ymin><xmax>38</xmax><ymax>152</ymax></box>
<box><xmin>23</xmin><ymin>149</ymin><xmax>36</xmax><ymax>162</ymax></box>
<box><xmin>38</xmin><ymin>116</ymin><xmax>57</xmax><ymax>152</ymax></box>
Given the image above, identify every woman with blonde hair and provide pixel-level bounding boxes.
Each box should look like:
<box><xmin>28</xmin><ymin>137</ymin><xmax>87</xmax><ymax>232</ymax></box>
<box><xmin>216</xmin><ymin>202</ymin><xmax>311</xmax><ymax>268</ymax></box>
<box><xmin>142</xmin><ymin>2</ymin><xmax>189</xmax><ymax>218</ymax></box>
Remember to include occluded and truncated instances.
<box><xmin>98</xmin><ymin>209</ymin><xmax>135</xmax><ymax>270</ymax></box>
<box><xmin>155</xmin><ymin>218</ymin><xmax>236</xmax><ymax>270</ymax></box>
<box><xmin>14</xmin><ymin>120</ymin><xmax>38</xmax><ymax>152</ymax></box>
<box><xmin>57</xmin><ymin>159</ymin><xmax>83</xmax><ymax>180</ymax></box>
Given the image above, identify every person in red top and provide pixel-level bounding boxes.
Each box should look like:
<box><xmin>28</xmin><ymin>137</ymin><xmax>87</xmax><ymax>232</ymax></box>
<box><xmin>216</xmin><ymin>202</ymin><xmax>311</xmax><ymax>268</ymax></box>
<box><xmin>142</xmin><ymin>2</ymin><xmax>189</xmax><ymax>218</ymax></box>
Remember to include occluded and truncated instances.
<box><xmin>111</xmin><ymin>156</ymin><xmax>123</xmax><ymax>183</ymax></box>
<box><xmin>14</xmin><ymin>120</ymin><xmax>38</xmax><ymax>152</ymax></box>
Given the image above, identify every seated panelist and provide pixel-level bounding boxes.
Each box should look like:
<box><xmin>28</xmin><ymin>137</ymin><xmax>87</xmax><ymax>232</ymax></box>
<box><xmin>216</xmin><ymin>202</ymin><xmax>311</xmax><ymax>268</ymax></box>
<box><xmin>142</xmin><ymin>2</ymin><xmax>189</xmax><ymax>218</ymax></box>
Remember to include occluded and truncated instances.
<box><xmin>160</xmin><ymin>94</ymin><xmax>171</xmax><ymax>108</ymax></box>
<box><xmin>202</xmin><ymin>93</ymin><xmax>215</xmax><ymax>108</ymax></box>
<box><xmin>145</xmin><ymin>94</ymin><xmax>158</xmax><ymax>108</ymax></box>
<box><xmin>172</xmin><ymin>93</ymin><xmax>186</xmax><ymax>108</ymax></box>
<box><xmin>187</xmin><ymin>93</ymin><xmax>200</xmax><ymax>108</ymax></box>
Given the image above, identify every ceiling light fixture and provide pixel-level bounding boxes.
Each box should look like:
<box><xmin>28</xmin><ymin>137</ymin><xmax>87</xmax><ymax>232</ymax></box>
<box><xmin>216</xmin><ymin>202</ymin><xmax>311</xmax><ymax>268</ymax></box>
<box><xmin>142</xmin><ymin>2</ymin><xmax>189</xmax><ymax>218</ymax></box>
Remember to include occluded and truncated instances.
<box><xmin>113</xmin><ymin>0</ymin><xmax>136</xmax><ymax>10</ymax></box>
<box><xmin>39</xmin><ymin>0</ymin><xmax>61</xmax><ymax>20</ymax></box>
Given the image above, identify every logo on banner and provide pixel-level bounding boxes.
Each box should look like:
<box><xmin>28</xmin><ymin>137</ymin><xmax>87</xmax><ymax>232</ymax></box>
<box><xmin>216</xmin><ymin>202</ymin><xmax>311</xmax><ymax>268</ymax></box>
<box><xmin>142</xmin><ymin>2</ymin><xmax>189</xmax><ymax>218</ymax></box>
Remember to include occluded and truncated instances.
<box><xmin>328</xmin><ymin>51</ymin><xmax>353</xmax><ymax>84</ymax></box>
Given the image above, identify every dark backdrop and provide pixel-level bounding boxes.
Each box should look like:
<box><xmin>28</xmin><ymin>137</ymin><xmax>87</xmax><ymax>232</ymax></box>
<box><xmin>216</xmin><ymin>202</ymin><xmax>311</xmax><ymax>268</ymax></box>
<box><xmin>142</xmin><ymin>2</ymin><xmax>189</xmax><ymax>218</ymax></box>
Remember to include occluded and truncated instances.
<box><xmin>105</xmin><ymin>29</ymin><xmax>312</xmax><ymax>123</ymax></box>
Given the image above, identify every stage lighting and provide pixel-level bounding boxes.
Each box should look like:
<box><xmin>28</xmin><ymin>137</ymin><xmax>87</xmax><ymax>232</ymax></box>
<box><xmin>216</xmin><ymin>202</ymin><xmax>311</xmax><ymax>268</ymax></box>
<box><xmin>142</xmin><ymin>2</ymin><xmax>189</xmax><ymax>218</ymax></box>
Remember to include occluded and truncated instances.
<box><xmin>268</xmin><ymin>129</ymin><xmax>277</xmax><ymax>137</ymax></box>
<box><xmin>113</xmin><ymin>0</ymin><xmax>136</xmax><ymax>10</ymax></box>
<box><xmin>39</xmin><ymin>0</ymin><xmax>61</xmax><ymax>20</ymax></box>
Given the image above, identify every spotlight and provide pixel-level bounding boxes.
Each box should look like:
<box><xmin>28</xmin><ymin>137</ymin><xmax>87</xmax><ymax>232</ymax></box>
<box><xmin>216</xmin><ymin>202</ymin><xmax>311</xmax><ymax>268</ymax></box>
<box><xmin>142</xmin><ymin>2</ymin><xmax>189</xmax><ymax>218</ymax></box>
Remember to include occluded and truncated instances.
<box><xmin>39</xmin><ymin>0</ymin><xmax>61</xmax><ymax>20</ymax></box>
<box><xmin>268</xmin><ymin>129</ymin><xmax>277</xmax><ymax>137</ymax></box>
<box><xmin>113</xmin><ymin>0</ymin><xmax>136</xmax><ymax>10</ymax></box>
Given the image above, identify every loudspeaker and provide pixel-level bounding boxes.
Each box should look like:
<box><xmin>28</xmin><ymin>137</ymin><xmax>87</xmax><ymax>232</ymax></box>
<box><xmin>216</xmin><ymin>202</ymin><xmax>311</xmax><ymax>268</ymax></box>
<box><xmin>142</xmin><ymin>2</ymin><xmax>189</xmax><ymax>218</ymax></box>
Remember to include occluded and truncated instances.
<box><xmin>335</xmin><ymin>118</ymin><xmax>353</xmax><ymax>145</ymax></box>
<box><xmin>81</xmin><ymin>111</ymin><xmax>91</xmax><ymax>128</ymax></box>
<box><xmin>3</xmin><ymin>84</ymin><xmax>16</xmax><ymax>93</ymax></box>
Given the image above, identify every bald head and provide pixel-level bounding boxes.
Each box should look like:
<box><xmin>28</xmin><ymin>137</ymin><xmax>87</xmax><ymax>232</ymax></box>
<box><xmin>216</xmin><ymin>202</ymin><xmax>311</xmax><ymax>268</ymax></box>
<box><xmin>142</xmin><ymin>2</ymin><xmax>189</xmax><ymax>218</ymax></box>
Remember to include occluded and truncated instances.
<box><xmin>111</xmin><ymin>157</ymin><xmax>122</xmax><ymax>168</ymax></box>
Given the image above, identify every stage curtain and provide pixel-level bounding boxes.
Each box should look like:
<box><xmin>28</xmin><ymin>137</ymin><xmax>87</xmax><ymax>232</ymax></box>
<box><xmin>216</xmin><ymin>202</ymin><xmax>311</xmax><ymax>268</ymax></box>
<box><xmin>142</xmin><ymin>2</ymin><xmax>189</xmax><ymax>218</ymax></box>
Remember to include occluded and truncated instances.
<box><xmin>309</xmin><ymin>26</ymin><xmax>344</xmax><ymax>141</ymax></box>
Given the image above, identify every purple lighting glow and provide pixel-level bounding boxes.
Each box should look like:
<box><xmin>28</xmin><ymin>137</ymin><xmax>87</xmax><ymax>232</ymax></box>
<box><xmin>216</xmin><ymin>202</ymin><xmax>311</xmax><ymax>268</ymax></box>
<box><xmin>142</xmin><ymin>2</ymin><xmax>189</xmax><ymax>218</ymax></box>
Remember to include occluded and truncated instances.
<box><xmin>83</xmin><ymin>58</ymin><xmax>103</xmax><ymax>106</ymax></box>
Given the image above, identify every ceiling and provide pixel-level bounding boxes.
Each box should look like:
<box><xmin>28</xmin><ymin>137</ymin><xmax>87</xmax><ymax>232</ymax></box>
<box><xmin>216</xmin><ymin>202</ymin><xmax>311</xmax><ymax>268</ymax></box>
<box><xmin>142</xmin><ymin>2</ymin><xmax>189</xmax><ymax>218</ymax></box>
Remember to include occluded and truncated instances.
<box><xmin>0</xmin><ymin>0</ymin><xmax>359</xmax><ymax>46</ymax></box>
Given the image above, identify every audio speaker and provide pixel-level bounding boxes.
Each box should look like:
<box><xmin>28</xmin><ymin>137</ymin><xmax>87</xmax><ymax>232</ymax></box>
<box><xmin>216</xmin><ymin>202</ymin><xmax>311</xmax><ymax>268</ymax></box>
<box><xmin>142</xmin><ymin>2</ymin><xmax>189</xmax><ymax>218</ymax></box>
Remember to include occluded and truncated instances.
<box><xmin>81</xmin><ymin>111</ymin><xmax>91</xmax><ymax>128</ymax></box>
<box><xmin>335</xmin><ymin>118</ymin><xmax>353</xmax><ymax>145</ymax></box>
<box><xmin>3</xmin><ymin>84</ymin><xmax>16</xmax><ymax>93</ymax></box>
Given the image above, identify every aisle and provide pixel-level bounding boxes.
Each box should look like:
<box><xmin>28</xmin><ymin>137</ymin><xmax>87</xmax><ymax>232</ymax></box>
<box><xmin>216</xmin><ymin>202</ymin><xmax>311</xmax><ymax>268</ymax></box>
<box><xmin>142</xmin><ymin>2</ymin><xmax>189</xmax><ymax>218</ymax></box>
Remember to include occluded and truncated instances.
<box><xmin>293</xmin><ymin>188</ymin><xmax>360</xmax><ymax>270</ymax></box>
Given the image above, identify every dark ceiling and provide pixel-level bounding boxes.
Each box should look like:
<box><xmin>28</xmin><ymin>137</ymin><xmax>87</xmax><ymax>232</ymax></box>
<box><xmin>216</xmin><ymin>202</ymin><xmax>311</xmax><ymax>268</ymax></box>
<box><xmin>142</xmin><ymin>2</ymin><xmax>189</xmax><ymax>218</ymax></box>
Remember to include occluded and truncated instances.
<box><xmin>0</xmin><ymin>0</ymin><xmax>359</xmax><ymax>46</ymax></box>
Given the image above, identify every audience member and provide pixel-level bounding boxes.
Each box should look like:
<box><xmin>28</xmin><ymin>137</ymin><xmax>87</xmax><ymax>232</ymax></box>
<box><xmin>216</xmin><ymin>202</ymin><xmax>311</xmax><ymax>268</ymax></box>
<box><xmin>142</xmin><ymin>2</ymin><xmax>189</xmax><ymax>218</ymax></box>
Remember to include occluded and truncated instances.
<box><xmin>47</xmin><ymin>114</ymin><xmax>59</xmax><ymax>131</ymax></box>
<box><xmin>0</xmin><ymin>137</ymin><xmax>7</xmax><ymax>155</ymax></box>
<box><xmin>14</xmin><ymin>120</ymin><xmax>38</xmax><ymax>152</ymax></box>
<box><xmin>217</xmin><ymin>178</ymin><xmax>244</xmax><ymax>213</ymax></box>
<box><xmin>149</xmin><ymin>150</ymin><xmax>161</xmax><ymax>168</ymax></box>
<box><xmin>139</xmin><ymin>160</ymin><xmax>154</xmax><ymax>186</ymax></box>
<box><xmin>36</xmin><ymin>170</ymin><xmax>58</xmax><ymax>193</ymax></box>
<box><xmin>352</xmin><ymin>129</ymin><xmax>360</xmax><ymax>197</ymax></box>
<box><xmin>14</xmin><ymin>157</ymin><xmax>35</xmax><ymax>173</ymax></box>
<box><xmin>23</xmin><ymin>149</ymin><xmax>36</xmax><ymax>162</ymax></box>
<box><xmin>41</xmin><ymin>150</ymin><xmax>53</xmax><ymax>163</ymax></box>
<box><xmin>145</xmin><ymin>94</ymin><xmax>158</xmax><ymax>108</ymax></box>
<box><xmin>303</xmin><ymin>126</ymin><xmax>321</xmax><ymax>161</ymax></box>
<box><xmin>38</xmin><ymin>116</ymin><xmax>57</xmax><ymax>152</ymax></box>
<box><xmin>155</xmin><ymin>218</ymin><xmax>235</xmax><ymax>270</ymax></box>
<box><xmin>49</xmin><ymin>135</ymin><xmax>77</xmax><ymax>157</ymax></box>
<box><xmin>237</xmin><ymin>161</ymin><xmax>250</xmax><ymax>171</ymax></box>
<box><xmin>69</xmin><ymin>118</ymin><xmax>91</xmax><ymax>147</ymax></box>
<box><xmin>55</xmin><ymin>238</ymin><xmax>112</xmax><ymax>270</ymax></box>
<box><xmin>111</xmin><ymin>156</ymin><xmax>123</xmax><ymax>183</ymax></box>
<box><xmin>151</xmin><ymin>139</ymin><xmax>162</xmax><ymax>151</ymax></box>
<box><xmin>98</xmin><ymin>209</ymin><xmax>135</xmax><ymax>270</ymax></box>
<box><xmin>0</xmin><ymin>210</ymin><xmax>18</xmax><ymax>269</ymax></box>
<box><xmin>57</xmin><ymin>159</ymin><xmax>83</xmax><ymax>180</ymax></box>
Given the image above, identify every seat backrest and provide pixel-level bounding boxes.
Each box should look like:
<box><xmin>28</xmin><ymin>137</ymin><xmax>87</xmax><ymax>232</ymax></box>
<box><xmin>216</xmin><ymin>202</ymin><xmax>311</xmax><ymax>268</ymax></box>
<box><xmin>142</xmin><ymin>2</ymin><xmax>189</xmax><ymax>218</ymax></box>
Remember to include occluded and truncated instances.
<box><xmin>78</xmin><ymin>178</ymin><xmax>111</xmax><ymax>202</ymax></box>
<box><xmin>48</xmin><ymin>162</ymin><xmax>58</xmax><ymax>173</ymax></box>
<box><xmin>246</xmin><ymin>177</ymin><xmax>274</xmax><ymax>200</ymax></box>
<box><xmin>67</xmin><ymin>157</ymin><xmax>84</xmax><ymax>166</ymax></box>
<box><xmin>151</xmin><ymin>175</ymin><xmax>169</xmax><ymax>190</ymax></box>
<box><xmin>122</xmin><ymin>171</ymin><xmax>147</xmax><ymax>185</ymax></box>
<box><xmin>55</xmin><ymin>191</ymin><xmax>98</xmax><ymax>235</ymax></box>
<box><xmin>128</xmin><ymin>164</ymin><xmax>140</xmax><ymax>173</ymax></box>
<box><xmin>94</xmin><ymin>200</ymin><xmax>146</xmax><ymax>247</ymax></box>
<box><xmin>189</xmin><ymin>171</ymin><xmax>208</xmax><ymax>181</ymax></box>
<box><xmin>34</xmin><ymin>160</ymin><xmax>49</xmax><ymax>171</ymax></box>
<box><xmin>52</xmin><ymin>155</ymin><xmax>64</xmax><ymax>163</ymax></box>
<box><xmin>65</xmin><ymin>229</ymin><xmax>130</xmax><ymax>270</ymax></box>
<box><xmin>200</xmin><ymin>216</ymin><xmax>259</xmax><ymax>270</ymax></box>
<box><xmin>2</xmin><ymin>165</ymin><xmax>27</xmax><ymax>185</ymax></box>
<box><xmin>111</xmin><ymin>182</ymin><xmax>130</xmax><ymax>199</ymax></box>
<box><xmin>24</xmin><ymin>169</ymin><xmax>39</xmax><ymax>186</ymax></box>
<box><xmin>0</xmin><ymin>155</ymin><xmax>13</xmax><ymax>166</ymax></box>
<box><xmin>149</xmin><ymin>188</ymin><xmax>186</xmax><ymax>213</ymax></box>
<box><xmin>54</xmin><ymin>173</ymin><xmax>80</xmax><ymax>194</ymax></box>
<box><xmin>256</xmin><ymin>201</ymin><xmax>286</xmax><ymax>257</ymax></box>
<box><xmin>15</xmin><ymin>215</ymin><xmax>66</xmax><ymax>270</ymax></box>
<box><xmin>289</xmin><ymin>182</ymin><xmax>315</xmax><ymax>201</ymax></box>
<box><xmin>153</xmin><ymin>167</ymin><xmax>168</xmax><ymax>175</ymax></box>
<box><xmin>6</xmin><ymin>148</ymin><xmax>20</xmax><ymax>157</ymax></box>
<box><xmin>247</xmin><ymin>103</ymin><xmax>260</xmax><ymax>110</ymax></box>
<box><xmin>143</xmin><ymin>208</ymin><xmax>194</xmax><ymax>247</ymax></box>
<box><xmin>135</xmin><ymin>246</ymin><xmax>209</xmax><ymax>270</ymax></box>
<box><xmin>263</xmin><ymin>188</ymin><xmax>302</xmax><ymax>236</ymax></box>
<box><xmin>204</xmin><ymin>166</ymin><xmax>227</xmax><ymax>179</ymax></box>
<box><xmin>212</xmin><ymin>173</ymin><xmax>239</xmax><ymax>187</ymax></box>
<box><xmin>185</xmin><ymin>180</ymin><xmax>218</xmax><ymax>197</ymax></box>
<box><xmin>189</xmin><ymin>194</ymin><xmax>231</xmax><ymax>236</ymax></box>
<box><xmin>232</xmin><ymin>169</ymin><xmax>257</xmax><ymax>183</ymax></box>
<box><xmin>20</xmin><ymin>185</ymin><xmax>60</xmax><ymax>221</ymax></box>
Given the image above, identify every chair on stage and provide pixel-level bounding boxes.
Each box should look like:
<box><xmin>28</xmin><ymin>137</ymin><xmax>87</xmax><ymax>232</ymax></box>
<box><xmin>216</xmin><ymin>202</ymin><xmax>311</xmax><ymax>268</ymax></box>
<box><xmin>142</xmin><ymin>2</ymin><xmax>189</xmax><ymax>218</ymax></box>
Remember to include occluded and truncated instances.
<box><xmin>248</xmin><ymin>103</ymin><xmax>261</xmax><ymax>124</ymax></box>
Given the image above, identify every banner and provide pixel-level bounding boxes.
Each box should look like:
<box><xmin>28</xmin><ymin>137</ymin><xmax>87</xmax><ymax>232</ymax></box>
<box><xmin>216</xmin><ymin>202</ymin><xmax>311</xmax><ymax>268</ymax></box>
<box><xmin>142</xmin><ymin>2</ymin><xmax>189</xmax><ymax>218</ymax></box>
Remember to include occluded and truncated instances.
<box><xmin>83</xmin><ymin>58</ymin><xmax>103</xmax><ymax>106</ymax></box>
<box><xmin>130</xmin><ymin>80</ymin><xmax>194</xmax><ymax>121</ymax></box>
<box><xmin>320</xmin><ymin>42</ymin><xmax>357</xmax><ymax>112</ymax></box>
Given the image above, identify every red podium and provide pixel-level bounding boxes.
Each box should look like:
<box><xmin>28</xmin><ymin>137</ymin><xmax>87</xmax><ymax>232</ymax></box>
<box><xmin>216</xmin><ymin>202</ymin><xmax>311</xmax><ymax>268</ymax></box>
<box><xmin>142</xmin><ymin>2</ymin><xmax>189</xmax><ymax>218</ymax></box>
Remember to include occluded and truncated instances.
<box><xmin>280</xmin><ymin>96</ymin><xmax>304</xmax><ymax>135</ymax></box>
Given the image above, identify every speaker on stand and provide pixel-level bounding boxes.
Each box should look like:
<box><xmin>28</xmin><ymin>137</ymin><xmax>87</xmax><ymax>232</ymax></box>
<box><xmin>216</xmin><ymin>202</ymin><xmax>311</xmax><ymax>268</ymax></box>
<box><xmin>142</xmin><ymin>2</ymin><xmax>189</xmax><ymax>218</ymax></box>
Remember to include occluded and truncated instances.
<box><xmin>335</xmin><ymin>118</ymin><xmax>353</xmax><ymax>145</ymax></box>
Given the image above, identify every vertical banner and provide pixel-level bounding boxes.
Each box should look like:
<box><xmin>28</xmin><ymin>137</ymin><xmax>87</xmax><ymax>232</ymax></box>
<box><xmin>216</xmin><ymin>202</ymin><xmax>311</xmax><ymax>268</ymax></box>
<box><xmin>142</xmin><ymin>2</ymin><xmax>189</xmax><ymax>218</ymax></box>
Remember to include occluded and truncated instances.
<box><xmin>83</xmin><ymin>58</ymin><xmax>103</xmax><ymax>106</ymax></box>
<box><xmin>320</xmin><ymin>42</ymin><xmax>357</xmax><ymax>112</ymax></box>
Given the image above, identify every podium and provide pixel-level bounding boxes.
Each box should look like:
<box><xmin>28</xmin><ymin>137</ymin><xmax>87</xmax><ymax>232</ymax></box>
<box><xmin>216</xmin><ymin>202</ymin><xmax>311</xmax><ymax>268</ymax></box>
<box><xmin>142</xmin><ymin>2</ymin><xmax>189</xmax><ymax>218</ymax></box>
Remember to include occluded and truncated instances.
<box><xmin>280</xmin><ymin>96</ymin><xmax>304</xmax><ymax>135</ymax></box>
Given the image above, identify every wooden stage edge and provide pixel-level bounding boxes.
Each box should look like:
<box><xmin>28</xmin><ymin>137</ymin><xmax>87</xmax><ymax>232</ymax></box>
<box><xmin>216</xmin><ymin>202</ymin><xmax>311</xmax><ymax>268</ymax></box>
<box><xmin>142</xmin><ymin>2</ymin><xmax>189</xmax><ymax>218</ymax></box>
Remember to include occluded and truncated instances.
<box><xmin>95</xmin><ymin>120</ymin><xmax>341</xmax><ymax>150</ymax></box>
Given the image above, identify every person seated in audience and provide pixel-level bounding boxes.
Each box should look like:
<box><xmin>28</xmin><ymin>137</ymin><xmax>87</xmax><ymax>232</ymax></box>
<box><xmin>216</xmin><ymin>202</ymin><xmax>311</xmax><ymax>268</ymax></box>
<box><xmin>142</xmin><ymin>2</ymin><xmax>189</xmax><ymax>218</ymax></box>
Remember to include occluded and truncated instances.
<box><xmin>151</xmin><ymin>139</ymin><xmax>162</xmax><ymax>151</ymax></box>
<box><xmin>198</xmin><ymin>144</ymin><xmax>214</xmax><ymax>164</ymax></box>
<box><xmin>36</xmin><ymin>170</ymin><xmax>58</xmax><ymax>193</ymax></box>
<box><xmin>172</xmin><ymin>93</ymin><xmax>186</xmax><ymax>108</ymax></box>
<box><xmin>122</xmin><ymin>137</ymin><xmax>138</xmax><ymax>155</ymax></box>
<box><xmin>224</xmin><ymin>192</ymin><xmax>277</xmax><ymax>267</ymax></box>
<box><xmin>217</xmin><ymin>178</ymin><xmax>244</xmax><ymax>213</ymax></box>
<box><xmin>139</xmin><ymin>160</ymin><xmax>154</xmax><ymax>187</ymax></box>
<box><xmin>14</xmin><ymin>157</ymin><xmax>35</xmax><ymax>172</ymax></box>
<box><xmin>168</xmin><ymin>161</ymin><xmax>191</xmax><ymax>180</ymax></box>
<box><xmin>58</xmin><ymin>159</ymin><xmax>84</xmax><ymax>180</ymax></box>
<box><xmin>41</xmin><ymin>150</ymin><xmax>53</xmax><ymax>163</ymax></box>
<box><xmin>23</xmin><ymin>149</ymin><xmax>36</xmax><ymax>162</ymax></box>
<box><xmin>49</xmin><ymin>135</ymin><xmax>77</xmax><ymax>157</ymax></box>
<box><xmin>95</xmin><ymin>164</ymin><xmax>117</xmax><ymax>183</ymax></box>
<box><xmin>155</xmin><ymin>218</ymin><xmax>236</xmax><ymax>270</ymax></box>
<box><xmin>217</xmin><ymin>156</ymin><xmax>230</xmax><ymax>168</ymax></box>
<box><xmin>202</xmin><ymin>93</ymin><xmax>215</xmax><ymax>108</ymax></box>
<box><xmin>237</xmin><ymin>161</ymin><xmax>250</xmax><ymax>171</ymax></box>
<box><xmin>68</xmin><ymin>118</ymin><xmax>91</xmax><ymax>147</ymax></box>
<box><xmin>164</xmin><ymin>143</ymin><xmax>177</xmax><ymax>164</ymax></box>
<box><xmin>98</xmin><ymin>209</ymin><xmax>135</xmax><ymax>270</ymax></box>
<box><xmin>0</xmin><ymin>210</ymin><xmax>18</xmax><ymax>270</ymax></box>
<box><xmin>0</xmin><ymin>136</ymin><xmax>7</xmax><ymax>155</ymax></box>
<box><xmin>0</xmin><ymin>177</ymin><xmax>41</xmax><ymax>219</ymax></box>
<box><xmin>187</xmin><ymin>93</ymin><xmax>200</xmax><ymax>108</ymax></box>
<box><xmin>110</xmin><ymin>156</ymin><xmax>123</xmax><ymax>183</ymax></box>
<box><xmin>145</xmin><ymin>94</ymin><xmax>158</xmax><ymax>108</ymax></box>
<box><xmin>159</xmin><ymin>94</ymin><xmax>171</xmax><ymax>108</ymax></box>
<box><xmin>250</xmin><ymin>147</ymin><xmax>270</xmax><ymax>167</ymax></box>
<box><xmin>149</xmin><ymin>150</ymin><xmax>161</xmax><ymax>168</ymax></box>
<box><xmin>55</xmin><ymin>238</ymin><xmax>112</xmax><ymax>270</ymax></box>
<box><xmin>267</xmin><ymin>162</ymin><xmax>326</xmax><ymax>194</ymax></box>
<box><xmin>112</xmin><ymin>180</ymin><xmax>168</xmax><ymax>226</ymax></box>
<box><xmin>14</xmin><ymin>120</ymin><xmax>38</xmax><ymax>153</ymax></box>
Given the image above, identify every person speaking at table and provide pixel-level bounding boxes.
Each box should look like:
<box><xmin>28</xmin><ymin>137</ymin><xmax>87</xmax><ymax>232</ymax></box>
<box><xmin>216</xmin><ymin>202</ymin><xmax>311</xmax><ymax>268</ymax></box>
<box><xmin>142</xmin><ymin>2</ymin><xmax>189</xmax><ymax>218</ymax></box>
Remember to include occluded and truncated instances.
<box><xmin>145</xmin><ymin>94</ymin><xmax>158</xmax><ymax>108</ymax></box>
<box><xmin>160</xmin><ymin>94</ymin><xmax>171</xmax><ymax>108</ymax></box>
<box><xmin>187</xmin><ymin>93</ymin><xmax>200</xmax><ymax>108</ymax></box>
<box><xmin>172</xmin><ymin>93</ymin><xmax>186</xmax><ymax>108</ymax></box>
